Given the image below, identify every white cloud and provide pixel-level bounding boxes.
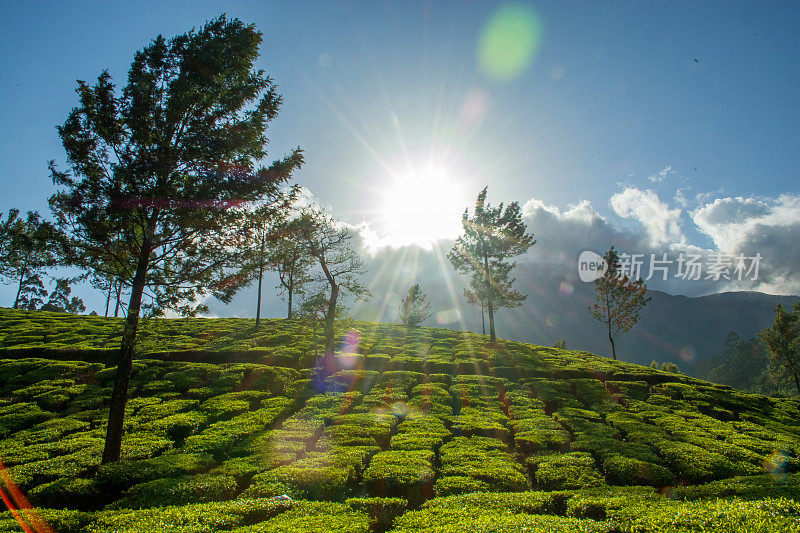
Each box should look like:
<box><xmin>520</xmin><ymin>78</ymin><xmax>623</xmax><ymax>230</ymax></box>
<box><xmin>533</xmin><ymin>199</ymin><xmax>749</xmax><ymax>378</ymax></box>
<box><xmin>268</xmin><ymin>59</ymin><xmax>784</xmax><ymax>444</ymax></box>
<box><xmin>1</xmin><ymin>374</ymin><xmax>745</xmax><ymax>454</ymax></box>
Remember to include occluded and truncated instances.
<box><xmin>692</xmin><ymin>194</ymin><xmax>800</xmax><ymax>293</ymax></box>
<box><xmin>610</xmin><ymin>187</ymin><xmax>684</xmax><ymax>246</ymax></box>
<box><xmin>648</xmin><ymin>166</ymin><xmax>673</xmax><ymax>183</ymax></box>
<box><xmin>348</xmin><ymin>186</ymin><xmax>800</xmax><ymax>295</ymax></box>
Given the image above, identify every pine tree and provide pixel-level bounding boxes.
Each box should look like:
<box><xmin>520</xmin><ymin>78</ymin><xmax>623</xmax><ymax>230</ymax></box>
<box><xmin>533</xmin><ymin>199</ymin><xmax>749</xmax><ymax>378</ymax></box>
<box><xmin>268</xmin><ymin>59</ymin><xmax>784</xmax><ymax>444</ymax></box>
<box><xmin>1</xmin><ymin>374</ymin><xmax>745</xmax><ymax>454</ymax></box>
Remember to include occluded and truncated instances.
<box><xmin>759</xmin><ymin>302</ymin><xmax>800</xmax><ymax>395</ymax></box>
<box><xmin>48</xmin><ymin>15</ymin><xmax>302</xmax><ymax>463</ymax></box>
<box><xmin>0</xmin><ymin>210</ymin><xmax>61</xmax><ymax>308</ymax></box>
<box><xmin>400</xmin><ymin>284</ymin><xmax>432</xmax><ymax>328</ymax></box>
<box><xmin>589</xmin><ymin>246</ymin><xmax>651</xmax><ymax>360</ymax></box>
<box><xmin>449</xmin><ymin>187</ymin><xmax>535</xmax><ymax>343</ymax></box>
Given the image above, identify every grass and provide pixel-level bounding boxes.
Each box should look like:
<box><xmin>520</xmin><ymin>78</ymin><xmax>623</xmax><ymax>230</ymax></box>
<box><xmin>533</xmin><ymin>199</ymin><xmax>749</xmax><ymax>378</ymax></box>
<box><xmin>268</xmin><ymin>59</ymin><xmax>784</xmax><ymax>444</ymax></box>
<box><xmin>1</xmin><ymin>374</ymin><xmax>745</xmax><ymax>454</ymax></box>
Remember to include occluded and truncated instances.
<box><xmin>0</xmin><ymin>307</ymin><xmax>799</xmax><ymax>531</ymax></box>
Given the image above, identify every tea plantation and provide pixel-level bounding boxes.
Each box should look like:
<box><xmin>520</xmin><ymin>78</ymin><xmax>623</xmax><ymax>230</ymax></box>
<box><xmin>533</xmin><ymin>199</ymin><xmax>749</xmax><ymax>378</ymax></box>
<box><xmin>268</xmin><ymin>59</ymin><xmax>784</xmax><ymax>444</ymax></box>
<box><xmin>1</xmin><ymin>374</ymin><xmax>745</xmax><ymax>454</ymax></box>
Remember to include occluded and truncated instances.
<box><xmin>1</xmin><ymin>308</ymin><xmax>799</xmax><ymax>532</ymax></box>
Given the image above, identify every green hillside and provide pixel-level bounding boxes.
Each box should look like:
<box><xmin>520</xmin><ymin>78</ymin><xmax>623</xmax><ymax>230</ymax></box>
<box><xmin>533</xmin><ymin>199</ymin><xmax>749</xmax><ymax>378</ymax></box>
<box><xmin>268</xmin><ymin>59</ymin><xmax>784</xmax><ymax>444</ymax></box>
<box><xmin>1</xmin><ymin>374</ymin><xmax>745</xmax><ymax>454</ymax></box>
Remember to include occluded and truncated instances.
<box><xmin>1</xmin><ymin>308</ymin><xmax>799</xmax><ymax>532</ymax></box>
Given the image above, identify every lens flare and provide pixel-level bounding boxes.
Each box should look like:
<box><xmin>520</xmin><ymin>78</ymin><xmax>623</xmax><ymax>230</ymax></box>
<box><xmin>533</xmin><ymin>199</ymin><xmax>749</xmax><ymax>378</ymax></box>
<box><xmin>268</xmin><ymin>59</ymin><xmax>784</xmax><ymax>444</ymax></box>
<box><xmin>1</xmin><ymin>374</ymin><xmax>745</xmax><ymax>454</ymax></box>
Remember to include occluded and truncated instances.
<box><xmin>478</xmin><ymin>3</ymin><xmax>543</xmax><ymax>82</ymax></box>
<box><xmin>679</xmin><ymin>345</ymin><xmax>696</xmax><ymax>362</ymax></box>
<box><xmin>436</xmin><ymin>308</ymin><xmax>462</xmax><ymax>324</ymax></box>
<box><xmin>764</xmin><ymin>450</ymin><xmax>789</xmax><ymax>475</ymax></box>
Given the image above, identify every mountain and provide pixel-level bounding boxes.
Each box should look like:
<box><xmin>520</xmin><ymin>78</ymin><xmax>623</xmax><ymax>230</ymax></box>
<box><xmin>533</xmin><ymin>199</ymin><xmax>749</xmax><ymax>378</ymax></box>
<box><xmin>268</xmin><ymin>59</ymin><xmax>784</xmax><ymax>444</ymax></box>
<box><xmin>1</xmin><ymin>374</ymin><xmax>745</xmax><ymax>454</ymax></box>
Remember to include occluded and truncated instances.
<box><xmin>348</xmin><ymin>251</ymin><xmax>798</xmax><ymax>370</ymax></box>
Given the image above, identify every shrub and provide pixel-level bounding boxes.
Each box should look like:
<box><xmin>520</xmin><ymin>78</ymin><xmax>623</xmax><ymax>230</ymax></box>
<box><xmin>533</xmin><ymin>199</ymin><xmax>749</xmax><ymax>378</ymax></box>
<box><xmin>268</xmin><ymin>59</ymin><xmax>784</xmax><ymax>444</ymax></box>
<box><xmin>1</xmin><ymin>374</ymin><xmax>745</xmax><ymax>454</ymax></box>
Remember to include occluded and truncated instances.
<box><xmin>245</xmin><ymin>462</ymin><xmax>354</xmax><ymax>501</ymax></box>
<box><xmin>363</xmin><ymin>450</ymin><xmax>435</xmax><ymax>504</ymax></box>
<box><xmin>95</xmin><ymin>452</ymin><xmax>215</xmax><ymax>494</ymax></box>
<box><xmin>529</xmin><ymin>452</ymin><xmax>606</xmax><ymax>490</ymax></box>
<box><xmin>433</xmin><ymin>476</ymin><xmax>491</xmax><ymax>497</ymax></box>
<box><xmin>28</xmin><ymin>477</ymin><xmax>101</xmax><ymax>510</ymax></box>
<box><xmin>603</xmin><ymin>455</ymin><xmax>674</xmax><ymax>487</ymax></box>
<box><xmin>109</xmin><ymin>473</ymin><xmax>238</xmax><ymax>509</ymax></box>
<box><xmin>346</xmin><ymin>497</ymin><xmax>407</xmax><ymax>531</ymax></box>
<box><xmin>0</xmin><ymin>402</ymin><xmax>53</xmax><ymax>437</ymax></box>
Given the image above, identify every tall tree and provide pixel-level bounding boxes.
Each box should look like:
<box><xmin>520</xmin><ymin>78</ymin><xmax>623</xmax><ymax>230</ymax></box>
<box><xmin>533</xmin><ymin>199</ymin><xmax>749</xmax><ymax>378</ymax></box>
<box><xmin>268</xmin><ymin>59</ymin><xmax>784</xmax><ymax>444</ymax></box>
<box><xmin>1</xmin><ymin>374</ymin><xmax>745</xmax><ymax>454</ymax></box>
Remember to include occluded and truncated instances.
<box><xmin>272</xmin><ymin>217</ymin><xmax>314</xmax><ymax>320</ymax></box>
<box><xmin>235</xmin><ymin>189</ymin><xmax>298</xmax><ymax>326</ymax></box>
<box><xmin>449</xmin><ymin>187</ymin><xmax>535</xmax><ymax>343</ymax></box>
<box><xmin>400</xmin><ymin>283</ymin><xmax>432</xmax><ymax>328</ymax></box>
<box><xmin>0</xmin><ymin>210</ymin><xmax>61</xmax><ymax>308</ymax></box>
<box><xmin>40</xmin><ymin>278</ymin><xmax>86</xmax><ymax>314</ymax></box>
<box><xmin>589</xmin><ymin>246</ymin><xmax>651</xmax><ymax>360</ymax></box>
<box><xmin>296</xmin><ymin>208</ymin><xmax>369</xmax><ymax>354</ymax></box>
<box><xmin>48</xmin><ymin>15</ymin><xmax>302</xmax><ymax>463</ymax></box>
<box><xmin>759</xmin><ymin>302</ymin><xmax>800</xmax><ymax>395</ymax></box>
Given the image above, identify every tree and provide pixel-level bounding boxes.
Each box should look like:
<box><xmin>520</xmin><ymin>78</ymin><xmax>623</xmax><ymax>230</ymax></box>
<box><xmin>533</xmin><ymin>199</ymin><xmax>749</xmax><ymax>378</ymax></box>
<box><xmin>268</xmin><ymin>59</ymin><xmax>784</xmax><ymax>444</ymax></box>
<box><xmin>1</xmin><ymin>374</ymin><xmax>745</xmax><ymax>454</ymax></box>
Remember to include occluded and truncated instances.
<box><xmin>296</xmin><ymin>208</ymin><xmax>369</xmax><ymax>354</ymax></box>
<box><xmin>552</xmin><ymin>338</ymin><xmax>566</xmax><ymax>350</ymax></box>
<box><xmin>400</xmin><ymin>284</ymin><xmax>432</xmax><ymax>328</ymax></box>
<box><xmin>759</xmin><ymin>302</ymin><xmax>800</xmax><ymax>395</ymax></box>
<box><xmin>48</xmin><ymin>15</ymin><xmax>303</xmax><ymax>463</ymax></box>
<box><xmin>272</xmin><ymin>217</ymin><xmax>314</xmax><ymax>320</ymax></box>
<box><xmin>40</xmin><ymin>278</ymin><xmax>86</xmax><ymax>313</ymax></box>
<box><xmin>0</xmin><ymin>210</ymin><xmax>61</xmax><ymax>308</ymax></box>
<box><xmin>298</xmin><ymin>287</ymin><xmax>329</xmax><ymax>358</ymax></box>
<box><xmin>449</xmin><ymin>187</ymin><xmax>536</xmax><ymax>343</ymax></box>
<box><xmin>589</xmin><ymin>246</ymin><xmax>651</xmax><ymax>360</ymax></box>
<box><xmin>235</xmin><ymin>190</ymin><xmax>299</xmax><ymax>326</ymax></box>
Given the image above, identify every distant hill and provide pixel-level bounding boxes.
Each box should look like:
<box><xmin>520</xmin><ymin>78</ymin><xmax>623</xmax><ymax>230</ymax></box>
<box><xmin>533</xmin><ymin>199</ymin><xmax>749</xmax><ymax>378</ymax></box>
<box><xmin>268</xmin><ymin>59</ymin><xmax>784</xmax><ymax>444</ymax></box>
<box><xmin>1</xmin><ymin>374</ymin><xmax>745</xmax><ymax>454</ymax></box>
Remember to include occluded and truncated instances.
<box><xmin>351</xmin><ymin>256</ymin><xmax>798</xmax><ymax>369</ymax></box>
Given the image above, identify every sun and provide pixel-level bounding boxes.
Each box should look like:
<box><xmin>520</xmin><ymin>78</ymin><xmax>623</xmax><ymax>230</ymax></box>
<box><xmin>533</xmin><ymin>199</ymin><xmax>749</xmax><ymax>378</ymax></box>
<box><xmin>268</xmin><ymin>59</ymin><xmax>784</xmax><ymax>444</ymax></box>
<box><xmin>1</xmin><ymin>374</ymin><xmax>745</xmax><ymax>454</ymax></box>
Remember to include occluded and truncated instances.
<box><xmin>380</xmin><ymin>164</ymin><xmax>466</xmax><ymax>248</ymax></box>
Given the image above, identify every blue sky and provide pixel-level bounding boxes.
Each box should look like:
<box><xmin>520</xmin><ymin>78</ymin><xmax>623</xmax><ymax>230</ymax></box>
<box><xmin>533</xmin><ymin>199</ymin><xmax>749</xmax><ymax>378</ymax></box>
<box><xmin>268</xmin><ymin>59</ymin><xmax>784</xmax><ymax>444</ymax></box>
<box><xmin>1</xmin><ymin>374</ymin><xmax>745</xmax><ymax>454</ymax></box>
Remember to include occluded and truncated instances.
<box><xmin>1</xmin><ymin>1</ymin><xmax>799</xmax><ymax>312</ymax></box>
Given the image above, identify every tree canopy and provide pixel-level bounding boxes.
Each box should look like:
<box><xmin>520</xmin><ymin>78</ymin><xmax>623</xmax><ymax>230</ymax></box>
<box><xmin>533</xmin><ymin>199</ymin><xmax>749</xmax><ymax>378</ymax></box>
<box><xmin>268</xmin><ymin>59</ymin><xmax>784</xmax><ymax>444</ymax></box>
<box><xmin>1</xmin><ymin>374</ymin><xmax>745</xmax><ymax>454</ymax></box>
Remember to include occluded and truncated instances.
<box><xmin>449</xmin><ymin>187</ymin><xmax>535</xmax><ymax>343</ymax></box>
<box><xmin>759</xmin><ymin>302</ymin><xmax>800</xmax><ymax>395</ymax></box>
<box><xmin>296</xmin><ymin>207</ymin><xmax>369</xmax><ymax>354</ymax></box>
<box><xmin>589</xmin><ymin>246</ymin><xmax>651</xmax><ymax>360</ymax></box>
<box><xmin>0</xmin><ymin>209</ymin><xmax>62</xmax><ymax>309</ymax></box>
<box><xmin>400</xmin><ymin>283</ymin><xmax>432</xmax><ymax>328</ymax></box>
<box><xmin>48</xmin><ymin>15</ymin><xmax>302</xmax><ymax>463</ymax></box>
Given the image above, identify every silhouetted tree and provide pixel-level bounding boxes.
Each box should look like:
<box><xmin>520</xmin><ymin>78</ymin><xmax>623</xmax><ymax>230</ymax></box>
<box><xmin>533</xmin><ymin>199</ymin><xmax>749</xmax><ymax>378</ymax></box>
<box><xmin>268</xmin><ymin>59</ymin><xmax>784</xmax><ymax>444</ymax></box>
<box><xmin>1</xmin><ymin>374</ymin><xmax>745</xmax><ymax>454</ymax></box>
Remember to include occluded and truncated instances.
<box><xmin>400</xmin><ymin>283</ymin><xmax>432</xmax><ymax>328</ymax></box>
<box><xmin>759</xmin><ymin>302</ymin><xmax>800</xmax><ymax>395</ymax></box>
<box><xmin>449</xmin><ymin>187</ymin><xmax>535</xmax><ymax>343</ymax></box>
<box><xmin>48</xmin><ymin>15</ymin><xmax>302</xmax><ymax>463</ymax></box>
<box><xmin>40</xmin><ymin>278</ymin><xmax>86</xmax><ymax>313</ymax></box>
<box><xmin>0</xmin><ymin>210</ymin><xmax>61</xmax><ymax>308</ymax></box>
<box><xmin>272</xmin><ymin>217</ymin><xmax>314</xmax><ymax>320</ymax></box>
<box><xmin>589</xmin><ymin>246</ymin><xmax>651</xmax><ymax>360</ymax></box>
<box><xmin>235</xmin><ymin>190</ymin><xmax>300</xmax><ymax>326</ymax></box>
<box><xmin>297</xmin><ymin>208</ymin><xmax>369</xmax><ymax>353</ymax></box>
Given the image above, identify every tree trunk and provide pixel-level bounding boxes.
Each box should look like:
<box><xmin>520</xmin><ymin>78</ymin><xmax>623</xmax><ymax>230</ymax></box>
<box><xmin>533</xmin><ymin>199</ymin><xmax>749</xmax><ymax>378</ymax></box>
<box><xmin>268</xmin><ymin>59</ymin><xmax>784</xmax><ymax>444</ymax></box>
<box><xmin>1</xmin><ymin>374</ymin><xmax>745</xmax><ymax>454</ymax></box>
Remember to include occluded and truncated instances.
<box><xmin>608</xmin><ymin>324</ymin><xmax>616</xmax><ymax>360</ymax></box>
<box><xmin>255</xmin><ymin>260</ymin><xmax>264</xmax><ymax>327</ymax></box>
<box><xmin>482</xmin><ymin>252</ymin><xmax>496</xmax><ymax>343</ymax></box>
<box><xmin>324</xmin><ymin>284</ymin><xmax>339</xmax><ymax>354</ymax></box>
<box><xmin>287</xmin><ymin>271</ymin><xmax>294</xmax><ymax>320</ymax></box>
<box><xmin>481</xmin><ymin>305</ymin><xmax>485</xmax><ymax>336</ymax></box>
<box><xmin>114</xmin><ymin>280</ymin><xmax>122</xmax><ymax>318</ymax></box>
<box><xmin>13</xmin><ymin>260</ymin><xmax>28</xmax><ymax>309</ymax></box>
<box><xmin>606</xmin><ymin>293</ymin><xmax>615</xmax><ymax>360</ymax></box>
<box><xmin>101</xmin><ymin>247</ymin><xmax>149</xmax><ymax>464</ymax></box>
<box><xmin>104</xmin><ymin>284</ymin><xmax>112</xmax><ymax>317</ymax></box>
<box><xmin>792</xmin><ymin>369</ymin><xmax>800</xmax><ymax>396</ymax></box>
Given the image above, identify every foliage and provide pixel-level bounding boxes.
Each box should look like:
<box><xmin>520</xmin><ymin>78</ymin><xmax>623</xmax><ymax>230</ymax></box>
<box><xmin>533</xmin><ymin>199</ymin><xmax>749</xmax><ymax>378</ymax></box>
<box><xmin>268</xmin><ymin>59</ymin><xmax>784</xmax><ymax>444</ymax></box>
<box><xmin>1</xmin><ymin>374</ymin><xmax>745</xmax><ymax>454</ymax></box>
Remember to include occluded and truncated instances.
<box><xmin>589</xmin><ymin>246</ymin><xmax>651</xmax><ymax>360</ymax></box>
<box><xmin>448</xmin><ymin>187</ymin><xmax>535</xmax><ymax>343</ymax></box>
<box><xmin>47</xmin><ymin>14</ymin><xmax>303</xmax><ymax>463</ymax></box>
<box><xmin>0</xmin><ymin>310</ymin><xmax>799</xmax><ymax>531</ymax></box>
<box><xmin>296</xmin><ymin>207</ymin><xmax>369</xmax><ymax>353</ymax></box>
<box><xmin>271</xmin><ymin>216</ymin><xmax>315</xmax><ymax>320</ymax></box>
<box><xmin>399</xmin><ymin>284</ymin><xmax>432</xmax><ymax>328</ymax></box>
<box><xmin>40</xmin><ymin>278</ymin><xmax>86</xmax><ymax>314</ymax></box>
<box><xmin>0</xmin><ymin>210</ymin><xmax>63</xmax><ymax>309</ymax></box>
<box><xmin>759</xmin><ymin>302</ymin><xmax>800</xmax><ymax>395</ymax></box>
